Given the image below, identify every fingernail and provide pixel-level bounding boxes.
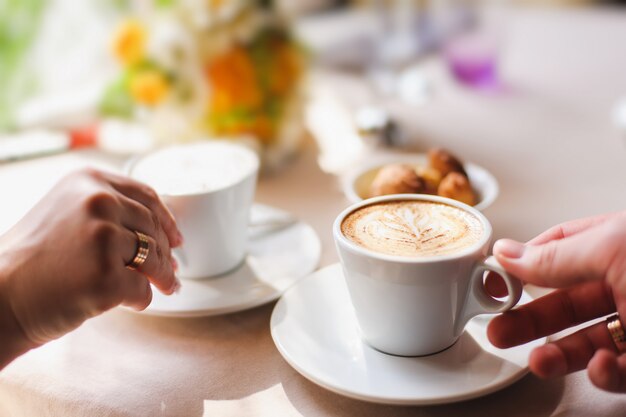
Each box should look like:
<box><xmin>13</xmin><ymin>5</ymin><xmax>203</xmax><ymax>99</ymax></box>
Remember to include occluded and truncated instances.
<box><xmin>494</xmin><ymin>239</ymin><xmax>525</xmax><ymax>259</ymax></box>
<box><xmin>171</xmin><ymin>256</ymin><xmax>178</xmax><ymax>271</ymax></box>
<box><xmin>177</xmin><ymin>231</ymin><xmax>184</xmax><ymax>245</ymax></box>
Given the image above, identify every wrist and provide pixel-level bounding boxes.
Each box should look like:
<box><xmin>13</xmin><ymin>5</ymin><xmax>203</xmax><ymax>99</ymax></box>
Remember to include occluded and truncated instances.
<box><xmin>0</xmin><ymin>261</ymin><xmax>36</xmax><ymax>370</ymax></box>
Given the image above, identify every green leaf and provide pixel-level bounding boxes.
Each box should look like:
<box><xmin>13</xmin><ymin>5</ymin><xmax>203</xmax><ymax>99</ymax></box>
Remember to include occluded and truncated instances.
<box><xmin>155</xmin><ymin>0</ymin><xmax>175</xmax><ymax>8</ymax></box>
<box><xmin>0</xmin><ymin>0</ymin><xmax>47</xmax><ymax>131</ymax></box>
<box><xmin>99</xmin><ymin>77</ymin><xmax>134</xmax><ymax>118</ymax></box>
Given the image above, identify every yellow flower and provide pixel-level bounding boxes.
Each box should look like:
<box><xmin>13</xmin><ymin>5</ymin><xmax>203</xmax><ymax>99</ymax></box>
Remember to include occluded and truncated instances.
<box><xmin>112</xmin><ymin>19</ymin><xmax>146</xmax><ymax>66</ymax></box>
<box><xmin>129</xmin><ymin>70</ymin><xmax>169</xmax><ymax>106</ymax></box>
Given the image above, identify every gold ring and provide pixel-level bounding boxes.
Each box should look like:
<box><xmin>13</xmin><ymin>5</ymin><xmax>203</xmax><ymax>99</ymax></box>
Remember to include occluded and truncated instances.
<box><xmin>606</xmin><ymin>314</ymin><xmax>626</xmax><ymax>352</ymax></box>
<box><xmin>126</xmin><ymin>231</ymin><xmax>149</xmax><ymax>270</ymax></box>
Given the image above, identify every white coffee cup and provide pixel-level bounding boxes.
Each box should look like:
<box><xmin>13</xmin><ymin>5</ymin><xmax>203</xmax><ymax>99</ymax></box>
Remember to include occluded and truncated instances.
<box><xmin>129</xmin><ymin>141</ymin><xmax>259</xmax><ymax>279</ymax></box>
<box><xmin>333</xmin><ymin>194</ymin><xmax>523</xmax><ymax>356</ymax></box>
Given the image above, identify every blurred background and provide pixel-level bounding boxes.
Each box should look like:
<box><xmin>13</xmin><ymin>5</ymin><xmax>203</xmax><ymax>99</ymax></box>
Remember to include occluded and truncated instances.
<box><xmin>1</xmin><ymin>0</ymin><xmax>625</xmax><ymax>172</ymax></box>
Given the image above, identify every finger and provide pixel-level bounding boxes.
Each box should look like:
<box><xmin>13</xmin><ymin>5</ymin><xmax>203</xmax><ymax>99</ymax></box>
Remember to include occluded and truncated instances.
<box><xmin>119</xmin><ymin>228</ymin><xmax>180</xmax><ymax>295</ymax></box>
<box><xmin>94</xmin><ymin>170</ymin><xmax>182</xmax><ymax>248</ymax></box>
<box><xmin>488</xmin><ymin>281</ymin><xmax>615</xmax><ymax>348</ymax></box>
<box><xmin>116</xmin><ymin>194</ymin><xmax>173</xmax><ymax>268</ymax></box>
<box><xmin>588</xmin><ymin>349</ymin><xmax>626</xmax><ymax>393</ymax></box>
<box><xmin>527</xmin><ymin>211</ymin><xmax>625</xmax><ymax>246</ymax></box>
<box><xmin>493</xmin><ymin>218</ymin><xmax>626</xmax><ymax>288</ymax></box>
<box><xmin>117</xmin><ymin>268</ymin><xmax>153</xmax><ymax>311</ymax></box>
<box><xmin>527</xmin><ymin>319</ymin><xmax>617</xmax><ymax>378</ymax></box>
<box><xmin>485</xmin><ymin>271</ymin><xmax>508</xmax><ymax>298</ymax></box>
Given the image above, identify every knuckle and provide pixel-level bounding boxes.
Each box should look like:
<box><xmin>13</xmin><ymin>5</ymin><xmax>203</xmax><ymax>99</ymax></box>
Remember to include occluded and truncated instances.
<box><xmin>536</xmin><ymin>242</ymin><xmax>558</xmax><ymax>277</ymax></box>
<box><xmin>140</xmin><ymin>185</ymin><xmax>159</xmax><ymax>205</ymax></box>
<box><xmin>606</xmin><ymin>253</ymin><xmax>626</xmax><ymax>294</ymax></box>
<box><xmin>154</xmin><ymin>241</ymin><xmax>165</xmax><ymax>266</ymax></box>
<box><xmin>599</xmin><ymin>221</ymin><xmax>626</xmax><ymax>289</ymax></box>
<box><xmin>555</xmin><ymin>290</ymin><xmax>579</xmax><ymax>325</ymax></box>
<box><xmin>550</xmin><ymin>224</ymin><xmax>566</xmax><ymax>240</ymax></box>
<box><xmin>151</xmin><ymin>211</ymin><xmax>161</xmax><ymax>232</ymax></box>
<box><xmin>83</xmin><ymin>191</ymin><xmax>119</xmax><ymax>219</ymax></box>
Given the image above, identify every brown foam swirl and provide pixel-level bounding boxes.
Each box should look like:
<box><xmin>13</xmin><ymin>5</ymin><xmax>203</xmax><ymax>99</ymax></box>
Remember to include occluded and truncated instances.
<box><xmin>341</xmin><ymin>201</ymin><xmax>483</xmax><ymax>257</ymax></box>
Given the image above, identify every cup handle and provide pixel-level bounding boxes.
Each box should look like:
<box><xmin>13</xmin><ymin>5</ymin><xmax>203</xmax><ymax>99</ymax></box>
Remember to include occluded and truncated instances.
<box><xmin>454</xmin><ymin>256</ymin><xmax>523</xmax><ymax>336</ymax></box>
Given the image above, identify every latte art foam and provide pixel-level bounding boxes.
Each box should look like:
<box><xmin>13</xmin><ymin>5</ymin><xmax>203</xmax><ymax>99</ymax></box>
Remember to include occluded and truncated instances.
<box><xmin>341</xmin><ymin>201</ymin><xmax>484</xmax><ymax>257</ymax></box>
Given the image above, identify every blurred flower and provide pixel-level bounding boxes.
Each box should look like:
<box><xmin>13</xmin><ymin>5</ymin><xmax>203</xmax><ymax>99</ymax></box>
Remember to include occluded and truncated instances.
<box><xmin>130</xmin><ymin>69</ymin><xmax>169</xmax><ymax>105</ymax></box>
<box><xmin>203</xmin><ymin>28</ymin><xmax>305</xmax><ymax>145</ymax></box>
<box><xmin>112</xmin><ymin>19</ymin><xmax>147</xmax><ymax>66</ymax></box>
<box><xmin>271</xmin><ymin>43</ymin><xmax>302</xmax><ymax>96</ymax></box>
<box><xmin>207</xmin><ymin>44</ymin><xmax>262</xmax><ymax>111</ymax></box>
<box><xmin>100</xmin><ymin>1</ymin><xmax>306</xmax><ymax>166</ymax></box>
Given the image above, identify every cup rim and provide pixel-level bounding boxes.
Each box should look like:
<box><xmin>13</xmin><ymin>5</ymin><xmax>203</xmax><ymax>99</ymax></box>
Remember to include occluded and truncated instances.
<box><xmin>333</xmin><ymin>194</ymin><xmax>493</xmax><ymax>263</ymax></box>
<box><xmin>125</xmin><ymin>140</ymin><xmax>260</xmax><ymax>197</ymax></box>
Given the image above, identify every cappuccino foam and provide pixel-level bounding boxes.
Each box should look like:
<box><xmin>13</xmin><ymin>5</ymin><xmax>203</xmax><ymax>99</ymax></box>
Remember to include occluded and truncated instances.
<box><xmin>341</xmin><ymin>201</ymin><xmax>483</xmax><ymax>257</ymax></box>
<box><xmin>131</xmin><ymin>142</ymin><xmax>258</xmax><ymax>196</ymax></box>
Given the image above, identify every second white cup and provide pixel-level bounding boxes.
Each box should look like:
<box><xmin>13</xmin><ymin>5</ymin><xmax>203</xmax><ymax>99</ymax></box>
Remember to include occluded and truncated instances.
<box><xmin>130</xmin><ymin>141</ymin><xmax>259</xmax><ymax>279</ymax></box>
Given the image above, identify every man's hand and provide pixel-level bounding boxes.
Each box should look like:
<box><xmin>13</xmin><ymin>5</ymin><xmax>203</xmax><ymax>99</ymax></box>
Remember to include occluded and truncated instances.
<box><xmin>487</xmin><ymin>212</ymin><xmax>626</xmax><ymax>392</ymax></box>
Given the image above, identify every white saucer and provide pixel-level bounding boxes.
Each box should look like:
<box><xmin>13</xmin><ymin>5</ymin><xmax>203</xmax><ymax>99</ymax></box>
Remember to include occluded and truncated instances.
<box><xmin>140</xmin><ymin>204</ymin><xmax>321</xmax><ymax>317</ymax></box>
<box><xmin>270</xmin><ymin>263</ymin><xmax>545</xmax><ymax>405</ymax></box>
<box><xmin>340</xmin><ymin>153</ymin><xmax>499</xmax><ymax>211</ymax></box>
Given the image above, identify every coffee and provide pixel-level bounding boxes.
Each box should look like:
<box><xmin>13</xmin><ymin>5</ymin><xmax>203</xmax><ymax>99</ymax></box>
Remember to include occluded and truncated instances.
<box><xmin>341</xmin><ymin>200</ymin><xmax>483</xmax><ymax>257</ymax></box>
<box><xmin>131</xmin><ymin>142</ymin><xmax>259</xmax><ymax>196</ymax></box>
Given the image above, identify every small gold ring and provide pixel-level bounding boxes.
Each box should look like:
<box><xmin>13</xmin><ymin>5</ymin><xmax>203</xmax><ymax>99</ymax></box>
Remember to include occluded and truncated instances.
<box><xmin>606</xmin><ymin>314</ymin><xmax>626</xmax><ymax>352</ymax></box>
<box><xmin>126</xmin><ymin>231</ymin><xmax>149</xmax><ymax>270</ymax></box>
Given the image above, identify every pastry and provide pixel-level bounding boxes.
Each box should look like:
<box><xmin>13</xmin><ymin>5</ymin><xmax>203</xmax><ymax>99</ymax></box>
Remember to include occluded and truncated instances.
<box><xmin>415</xmin><ymin>166</ymin><xmax>442</xmax><ymax>195</ymax></box>
<box><xmin>437</xmin><ymin>172</ymin><xmax>477</xmax><ymax>206</ymax></box>
<box><xmin>370</xmin><ymin>164</ymin><xmax>425</xmax><ymax>197</ymax></box>
<box><xmin>428</xmin><ymin>148</ymin><xmax>467</xmax><ymax>178</ymax></box>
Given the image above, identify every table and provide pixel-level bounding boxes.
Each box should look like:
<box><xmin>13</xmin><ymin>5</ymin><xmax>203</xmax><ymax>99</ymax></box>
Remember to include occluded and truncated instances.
<box><xmin>2</xmin><ymin>6</ymin><xmax>626</xmax><ymax>417</ymax></box>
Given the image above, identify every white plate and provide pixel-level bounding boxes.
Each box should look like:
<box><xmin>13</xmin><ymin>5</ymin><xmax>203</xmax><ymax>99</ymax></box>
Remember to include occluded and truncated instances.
<box><xmin>340</xmin><ymin>153</ymin><xmax>499</xmax><ymax>211</ymax></box>
<box><xmin>139</xmin><ymin>204</ymin><xmax>321</xmax><ymax>317</ymax></box>
<box><xmin>271</xmin><ymin>263</ymin><xmax>545</xmax><ymax>405</ymax></box>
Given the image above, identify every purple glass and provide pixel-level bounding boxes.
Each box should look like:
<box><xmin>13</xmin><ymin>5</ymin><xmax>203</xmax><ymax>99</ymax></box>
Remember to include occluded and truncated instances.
<box><xmin>445</xmin><ymin>33</ymin><xmax>500</xmax><ymax>89</ymax></box>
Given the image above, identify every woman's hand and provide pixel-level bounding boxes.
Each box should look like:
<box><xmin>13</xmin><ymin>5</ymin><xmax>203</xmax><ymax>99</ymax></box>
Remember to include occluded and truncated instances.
<box><xmin>487</xmin><ymin>211</ymin><xmax>626</xmax><ymax>392</ymax></box>
<box><xmin>0</xmin><ymin>169</ymin><xmax>182</xmax><ymax>368</ymax></box>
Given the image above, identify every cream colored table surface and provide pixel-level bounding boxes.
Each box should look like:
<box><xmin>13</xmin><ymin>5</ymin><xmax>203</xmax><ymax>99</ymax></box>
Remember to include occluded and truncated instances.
<box><xmin>3</xmin><ymin>7</ymin><xmax>626</xmax><ymax>417</ymax></box>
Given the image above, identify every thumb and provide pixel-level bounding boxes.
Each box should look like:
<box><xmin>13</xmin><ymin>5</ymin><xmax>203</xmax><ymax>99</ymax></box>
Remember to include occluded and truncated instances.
<box><xmin>493</xmin><ymin>219</ymin><xmax>626</xmax><ymax>289</ymax></box>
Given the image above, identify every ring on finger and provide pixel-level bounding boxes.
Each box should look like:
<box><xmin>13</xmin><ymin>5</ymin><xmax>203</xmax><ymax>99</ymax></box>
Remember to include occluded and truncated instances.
<box><xmin>606</xmin><ymin>314</ymin><xmax>626</xmax><ymax>352</ymax></box>
<box><xmin>126</xmin><ymin>231</ymin><xmax>150</xmax><ymax>270</ymax></box>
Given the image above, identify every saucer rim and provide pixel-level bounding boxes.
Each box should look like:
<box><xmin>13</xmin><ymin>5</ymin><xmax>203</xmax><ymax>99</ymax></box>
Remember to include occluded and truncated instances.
<box><xmin>270</xmin><ymin>263</ymin><xmax>541</xmax><ymax>406</ymax></box>
<box><xmin>272</xmin><ymin>338</ymin><xmax>530</xmax><ymax>406</ymax></box>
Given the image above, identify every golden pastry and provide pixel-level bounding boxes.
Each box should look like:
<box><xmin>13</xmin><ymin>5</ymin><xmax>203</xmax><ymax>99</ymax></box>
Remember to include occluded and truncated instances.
<box><xmin>438</xmin><ymin>172</ymin><xmax>477</xmax><ymax>206</ymax></box>
<box><xmin>416</xmin><ymin>166</ymin><xmax>442</xmax><ymax>195</ymax></box>
<box><xmin>428</xmin><ymin>148</ymin><xmax>467</xmax><ymax>178</ymax></box>
<box><xmin>370</xmin><ymin>164</ymin><xmax>424</xmax><ymax>197</ymax></box>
